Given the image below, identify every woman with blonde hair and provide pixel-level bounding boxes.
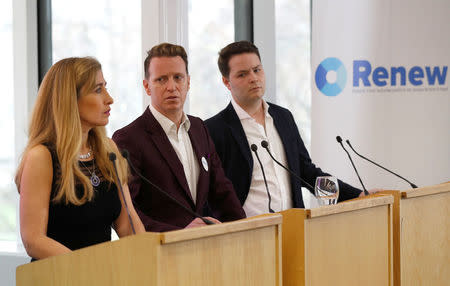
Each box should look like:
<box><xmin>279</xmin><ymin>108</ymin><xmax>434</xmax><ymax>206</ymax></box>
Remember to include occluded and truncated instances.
<box><xmin>16</xmin><ymin>57</ymin><xmax>145</xmax><ymax>260</ymax></box>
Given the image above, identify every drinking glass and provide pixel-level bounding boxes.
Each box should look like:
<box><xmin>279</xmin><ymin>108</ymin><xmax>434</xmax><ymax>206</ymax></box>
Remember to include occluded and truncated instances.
<box><xmin>315</xmin><ymin>176</ymin><xmax>339</xmax><ymax>206</ymax></box>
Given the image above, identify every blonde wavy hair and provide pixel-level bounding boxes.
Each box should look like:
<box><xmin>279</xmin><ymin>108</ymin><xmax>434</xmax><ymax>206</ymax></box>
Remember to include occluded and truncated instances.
<box><xmin>15</xmin><ymin>57</ymin><xmax>128</xmax><ymax>205</ymax></box>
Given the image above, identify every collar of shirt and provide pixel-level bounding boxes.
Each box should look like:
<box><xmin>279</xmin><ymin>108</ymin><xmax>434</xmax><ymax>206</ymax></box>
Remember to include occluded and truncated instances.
<box><xmin>231</xmin><ymin>97</ymin><xmax>270</xmax><ymax>121</ymax></box>
<box><xmin>149</xmin><ymin>104</ymin><xmax>191</xmax><ymax>137</ymax></box>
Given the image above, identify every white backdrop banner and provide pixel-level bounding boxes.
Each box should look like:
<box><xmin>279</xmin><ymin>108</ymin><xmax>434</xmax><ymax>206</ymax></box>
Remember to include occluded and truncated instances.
<box><xmin>311</xmin><ymin>0</ymin><xmax>449</xmax><ymax>190</ymax></box>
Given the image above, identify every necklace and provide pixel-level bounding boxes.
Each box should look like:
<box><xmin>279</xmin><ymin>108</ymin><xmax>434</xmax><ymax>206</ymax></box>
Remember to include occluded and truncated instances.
<box><xmin>79</xmin><ymin>159</ymin><xmax>100</xmax><ymax>187</ymax></box>
<box><xmin>79</xmin><ymin>150</ymin><xmax>92</xmax><ymax>160</ymax></box>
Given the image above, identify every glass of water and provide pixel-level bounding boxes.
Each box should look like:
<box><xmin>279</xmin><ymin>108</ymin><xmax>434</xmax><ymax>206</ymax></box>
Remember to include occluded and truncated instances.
<box><xmin>315</xmin><ymin>176</ymin><xmax>339</xmax><ymax>206</ymax></box>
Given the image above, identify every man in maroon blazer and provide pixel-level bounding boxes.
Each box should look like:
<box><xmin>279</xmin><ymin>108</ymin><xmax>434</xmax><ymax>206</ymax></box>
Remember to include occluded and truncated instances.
<box><xmin>112</xmin><ymin>43</ymin><xmax>246</xmax><ymax>232</ymax></box>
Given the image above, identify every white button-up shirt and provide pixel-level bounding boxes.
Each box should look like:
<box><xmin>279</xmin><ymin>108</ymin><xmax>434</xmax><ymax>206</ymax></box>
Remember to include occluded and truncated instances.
<box><xmin>231</xmin><ymin>98</ymin><xmax>293</xmax><ymax>217</ymax></box>
<box><xmin>149</xmin><ymin>105</ymin><xmax>200</xmax><ymax>203</ymax></box>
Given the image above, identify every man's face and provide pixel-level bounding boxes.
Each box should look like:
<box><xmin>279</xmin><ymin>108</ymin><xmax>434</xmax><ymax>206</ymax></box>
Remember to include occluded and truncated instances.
<box><xmin>223</xmin><ymin>53</ymin><xmax>266</xmax><ymax>107</ymax></box>
<box><xmin>143</xmin><ymin>56</ymin><xmax>190</xmax><ymax>120</ymax></box>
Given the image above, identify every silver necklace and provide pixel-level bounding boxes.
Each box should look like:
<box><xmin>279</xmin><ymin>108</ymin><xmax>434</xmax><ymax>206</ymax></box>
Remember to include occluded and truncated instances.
<box><xmin>79</xmin><ymin>150</ymin><xmax>92</xmax><ymax>160</ymax></box>
<box><xmin>79</xmin><ymin>159</ymin><xmax>100</xmax><ymax>187</ymax></box>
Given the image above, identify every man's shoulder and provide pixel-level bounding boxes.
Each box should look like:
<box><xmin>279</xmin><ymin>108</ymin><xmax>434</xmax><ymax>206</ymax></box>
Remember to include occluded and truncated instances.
<box><xmin>267</xmin><ymin>102</ymin><xmax>297</xmax><ymax>125</ymax></box>
<box><xmin>186</xmin><ymin>114</ymin><xmax>203</xmax><ymax>126</ymax></box>
<box><xmin>204</xmin><ymin>105</ymin><xmax>232</xmax><ymax>128</ymax></box>
<box><xmin>267</xmin><ymin>101</ymin><xmax>292</xmax><ymax>115</ymax></box>
<box><xmin>186</xmin><ymin>114</ymin><xmax>212</xmax><ymax>137</ymax></box>
<box><xmin>186</xmin><ymin>114</ymin><xmax>209</xmax><ymax>135</ymax></box>
<box><xmin>112</xmin><ymin>112</ymin><xmax>146</xmax><ymax>141</ymax></box>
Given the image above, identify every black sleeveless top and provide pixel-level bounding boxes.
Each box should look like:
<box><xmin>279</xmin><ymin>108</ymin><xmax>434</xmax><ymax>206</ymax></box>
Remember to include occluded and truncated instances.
<box><xmin>32</xmin><ymin>146</ymin><xmax>122</xmax><ymax>261</ymax></box>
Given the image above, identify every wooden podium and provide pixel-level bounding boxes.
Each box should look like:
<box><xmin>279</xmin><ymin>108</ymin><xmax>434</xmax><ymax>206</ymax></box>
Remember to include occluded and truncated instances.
<box><xmin>381</xmin><ymin>182</ymin><xmax>450</xmax><ymax>286</ymax></box>
<box><xmin>280</xmin><ymin>195</ymin><xmax>394</xmax><ymax>286</ymax></box>
<box><xmin>16</xmin><ymin>214</ymin><xmax>282</xmax><ymax>286</ymax></box>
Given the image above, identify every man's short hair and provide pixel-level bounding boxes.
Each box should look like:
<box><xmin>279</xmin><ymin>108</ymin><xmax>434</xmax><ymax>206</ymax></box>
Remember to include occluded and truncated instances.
<box><xmin>218</xmin><ymin>41</ymin><xmax>261</xmax><ymax>78</ymax></box>
<box><xmin>144</xmin><ymin>43</ymin><xmax>189</xmax><ymax>79</ymax></box>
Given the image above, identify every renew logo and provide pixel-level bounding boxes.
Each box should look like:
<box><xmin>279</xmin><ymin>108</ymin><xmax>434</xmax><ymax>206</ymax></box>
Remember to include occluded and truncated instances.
<box><xmin>315</xmin><ymin>57</ymin><xmax>448</xmax><ymax>96</ymax></box>
<box><xmin>353</xmin><ymin>60</ymin><xmax>448</xmax><ymax>87</ymax></box>
<box><xmin>315</xmin><ymin>57</ymin><xmax>347</xmax><ymax>96</ymax></box>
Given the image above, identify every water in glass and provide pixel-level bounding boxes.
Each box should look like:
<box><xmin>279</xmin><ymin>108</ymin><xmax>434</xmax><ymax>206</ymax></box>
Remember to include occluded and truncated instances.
<box><xmin>315</xmin><ymin>176</ymin><xmax>339</xmax><ymax>206</ymax></box>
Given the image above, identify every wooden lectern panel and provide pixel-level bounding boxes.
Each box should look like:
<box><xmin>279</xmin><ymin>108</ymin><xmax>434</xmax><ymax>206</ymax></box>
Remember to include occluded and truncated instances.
<box><xmin>16</xmin><ymin>232</ymin><xmax>160</xmax><ymax>286</ymax></box>
<box><xmin>159</xmin><ymin>226</ymin><xmax>279</xmax><ymax>285</ymax></box>
<box><xmin>281</xmin><ymin>195</ymin><xmax>394</xmax><ymax>286</ymax></box>
<box><xmin>400</xmin><ymin>185</ymin><xmax>450</xmax><ymax>285</ymax></box>
<box><xmin>305</xmin><ymin>203</ymin><xmax>391</xmax><ymax>285</ymax></box>
<box><xmin>16</xmin><ymin>233</ymin><xmax>160</xmax><ymax>286</ymax></box>
<box><xmin>16</xmin><ymin>215</ymin><xmax>282</xmax><ymax>286</ymax></box>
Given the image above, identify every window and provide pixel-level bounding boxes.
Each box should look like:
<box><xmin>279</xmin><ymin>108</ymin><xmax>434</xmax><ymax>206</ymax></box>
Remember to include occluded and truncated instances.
<box><xmin>275</xmin><ymin>0</ymin><xmax>317</xmax><ymax>207</ymax></box>
<box><xmin>0</xmin><ymin>0</ymin><xmax>16</xmax><ymax>242</ymax></box>
<box><xmin>275</xmin><ymin>0</ymin><xmax>311</xmax><ymax>148</ymax></box>
<box><xmin>52</xmin><ymin>0</ymin><xmax>142</xmax><ymax>135</ymax></box>
<box><xmin>187</xmin><ymin>0</ymin><xmax>234</xmax><ymax>120</ymax></box>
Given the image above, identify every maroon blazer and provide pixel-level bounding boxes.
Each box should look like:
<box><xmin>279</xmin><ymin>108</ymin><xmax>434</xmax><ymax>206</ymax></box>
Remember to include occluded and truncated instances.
<box><xmin>112</xmin><ymin>108</ymin><xmax>246</xmax><ymax>232</ymax></box>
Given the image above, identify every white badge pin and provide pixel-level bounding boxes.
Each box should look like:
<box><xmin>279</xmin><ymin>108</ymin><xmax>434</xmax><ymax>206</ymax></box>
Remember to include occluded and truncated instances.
<box><xmin>201</xmin><ymin>156</ymin><xmax>209</xmax><ymax>172</ymax></box>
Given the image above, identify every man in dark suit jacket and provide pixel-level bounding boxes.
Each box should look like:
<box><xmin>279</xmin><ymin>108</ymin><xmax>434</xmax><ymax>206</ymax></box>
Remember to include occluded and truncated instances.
<box><xmin>205</xmin><ymin>41</ymin><xmax>371</xmax><ymax>214</ymax></box>
<box><xmin>113</xmin><ymin>43</ymin><xmax>245</xmax><ymax>232</ymax></box>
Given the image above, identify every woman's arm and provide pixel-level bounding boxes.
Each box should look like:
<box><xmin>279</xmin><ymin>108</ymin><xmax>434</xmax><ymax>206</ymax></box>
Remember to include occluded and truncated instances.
<box><xmin>19</xmin><ymin>145</ymin><xmax>71</xmax><ymax>259</ymax></box>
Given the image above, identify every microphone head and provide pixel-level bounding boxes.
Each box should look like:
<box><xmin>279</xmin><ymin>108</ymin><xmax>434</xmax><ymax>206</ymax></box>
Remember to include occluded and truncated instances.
<box><xmin>108</xmin><ymin>152</ymin><xmax>117</xmax><ymax>161</ymax></box>
<box><xmin>250</xmin><ymin>144</ymin><xmax>258</xmax><ymax>152</ymax></box>
<box><xmin>261</xmin><ymin>140</ymin><xmax>269</xmax><ymax>148</ymax></box>
<box><xmin>336</xmin><ymin>136</ymin><xmax>343</xmax><ymax>143</ymax></box>
<box><xmin>121</xmin><ymin>149</ymin><xmax>129</xmax><ymax>159</ymax></box>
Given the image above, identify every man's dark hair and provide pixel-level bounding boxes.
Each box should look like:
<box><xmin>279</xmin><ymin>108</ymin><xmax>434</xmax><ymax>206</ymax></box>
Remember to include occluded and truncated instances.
<box><xmin>144</xmin><ymin>43</ymin><xmax>189</xmax><ymax>79</ymax></box>
<box><xmin>218</xmin><ymin>41</ymin><xmax>261</xmax><ymax>78</ymax></box>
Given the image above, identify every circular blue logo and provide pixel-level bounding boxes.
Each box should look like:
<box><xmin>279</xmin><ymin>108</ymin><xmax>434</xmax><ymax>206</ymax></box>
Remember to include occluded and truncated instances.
<box><xmin>315</xmin><ymin>57</ymin><xmax>347</xmax><ymax>96</ymax></box>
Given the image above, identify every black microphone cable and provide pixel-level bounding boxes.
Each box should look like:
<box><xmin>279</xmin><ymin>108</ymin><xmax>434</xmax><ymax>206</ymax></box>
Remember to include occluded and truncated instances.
<box><xmin>345</xmin><ymin>139</ymin><xmax>418</xmax><ymax>188</ymax></box>
<box><xmin>120</xmin><ymin>149</ymin><xmax>215</xmax><ymax>225</ymax></box>
<box><xmin>109</xmin><ymin>152</ymin><xmax>136</xmax><ymax>235</ymax></box>
<box><xmin>336</xmin><ymin>136</ymin><xmax>369</xmax><ymax>195</ymax></box>
<box><xmin>260</xmin><ymin>140</ymin><xmax>314</xmax><ymax>190</ymax></box>
<box><xmin>250</xmin><ymin>144</ymin><xmax>274</xmax><ymax>213</ymax></box>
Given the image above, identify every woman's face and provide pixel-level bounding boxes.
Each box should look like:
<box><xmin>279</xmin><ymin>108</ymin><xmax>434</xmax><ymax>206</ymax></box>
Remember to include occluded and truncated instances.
<box><xmin>78</xmin><ymin>70</ymin><xmax>113</xmax><ymax>131</ymax></box>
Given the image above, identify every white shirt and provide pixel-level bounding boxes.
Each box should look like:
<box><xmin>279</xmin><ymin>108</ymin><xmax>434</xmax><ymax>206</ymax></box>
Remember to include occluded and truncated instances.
<box><xmin>231</xmin><ymin>98</ymin><xmax>293</xmax><ymax>217</ymax></box>
<box><xmin>149</xmin><ymin>105</ymin><xmax>200</xmax><ymax>203</ymax></box>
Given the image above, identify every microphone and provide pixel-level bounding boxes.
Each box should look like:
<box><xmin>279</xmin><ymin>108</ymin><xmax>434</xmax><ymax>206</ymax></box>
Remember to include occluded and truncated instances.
<box><xmin>250</xmin><ymin>144</ymin><xmax>274</xmax><ymax>213</ymax></box>
<box><xmin>120</xmin><ymin>149</ymin><xmax>215</xmax><ymax>225</ymax></box>
<box><xmin>109</xmin><ymin>152</ymin><xmax>136</xmax><ymax>234</ymax></box>
<box><xmin>336</xmin><ymin>136</ymin><xmax>369</xmax><ymax>195</ymax></box>
<box><xmin>260</xmin><ymin>140</ymin><xmax>314</xmax><ymax>190</ymax></box>
<box><xmin>345</xmin><ymin>139</ymin><xmax>418</xmax><ymax>188</ymax></box>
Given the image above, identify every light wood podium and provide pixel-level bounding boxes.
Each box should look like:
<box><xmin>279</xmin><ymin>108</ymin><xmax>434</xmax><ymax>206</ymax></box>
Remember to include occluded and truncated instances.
<box><xmin>381</xmin><ymin>182</ymin><xmax>450</xmax><ymax>286</ymax></box>
<box><xmin>280</xmin><ymin>195</ymin><xmax>394</xmax><ymax>286</ymax></box>
<box><xmin>16</xmin><ymin>214</ymin><xmax>282</xmax><ymax>286</ymax></box>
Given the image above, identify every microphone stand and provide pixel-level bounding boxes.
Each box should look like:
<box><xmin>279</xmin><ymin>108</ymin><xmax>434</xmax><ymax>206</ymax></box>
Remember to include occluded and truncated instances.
<box><xmin>109</xmin><ymin>152</ymin><xmax>136</xmax><ymax>234</ymax></box>
<box><xmin>336</xmin><ymin>136</ymin><xmax>369</xmax><ymax>195</ymax></box>
<box><xmin>346</xmin><ymin>139</ymin><xmax>418</xmax><ymax>188</ymax></box>
<box><xmin>250</xmin><ymin>144</ymin><xmax>274</xmax><ymax>213</ymax></box>
<box><xmin>120</xmin><ymin>150</ymin><xmax>215</xmax><ymax>225</ymax></box>
<box><xmin>260</xmin><ymin>140</ymin><xmax>314</xmax><ymax>190</ymax></box>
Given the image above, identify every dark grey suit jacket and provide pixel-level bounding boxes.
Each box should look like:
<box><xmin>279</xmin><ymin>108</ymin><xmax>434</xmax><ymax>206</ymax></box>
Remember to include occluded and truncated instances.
<box><xmin>205</xmin><ymin>102</ymin><xmax>362</xmax><ymax>208</ymax></box>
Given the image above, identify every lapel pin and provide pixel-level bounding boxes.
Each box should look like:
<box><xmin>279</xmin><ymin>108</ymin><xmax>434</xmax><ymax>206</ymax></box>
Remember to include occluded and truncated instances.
<box><xmin>201</xmin><ymin>156</ymin><xmax>209</xmax><ymax>172</ymax></box>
